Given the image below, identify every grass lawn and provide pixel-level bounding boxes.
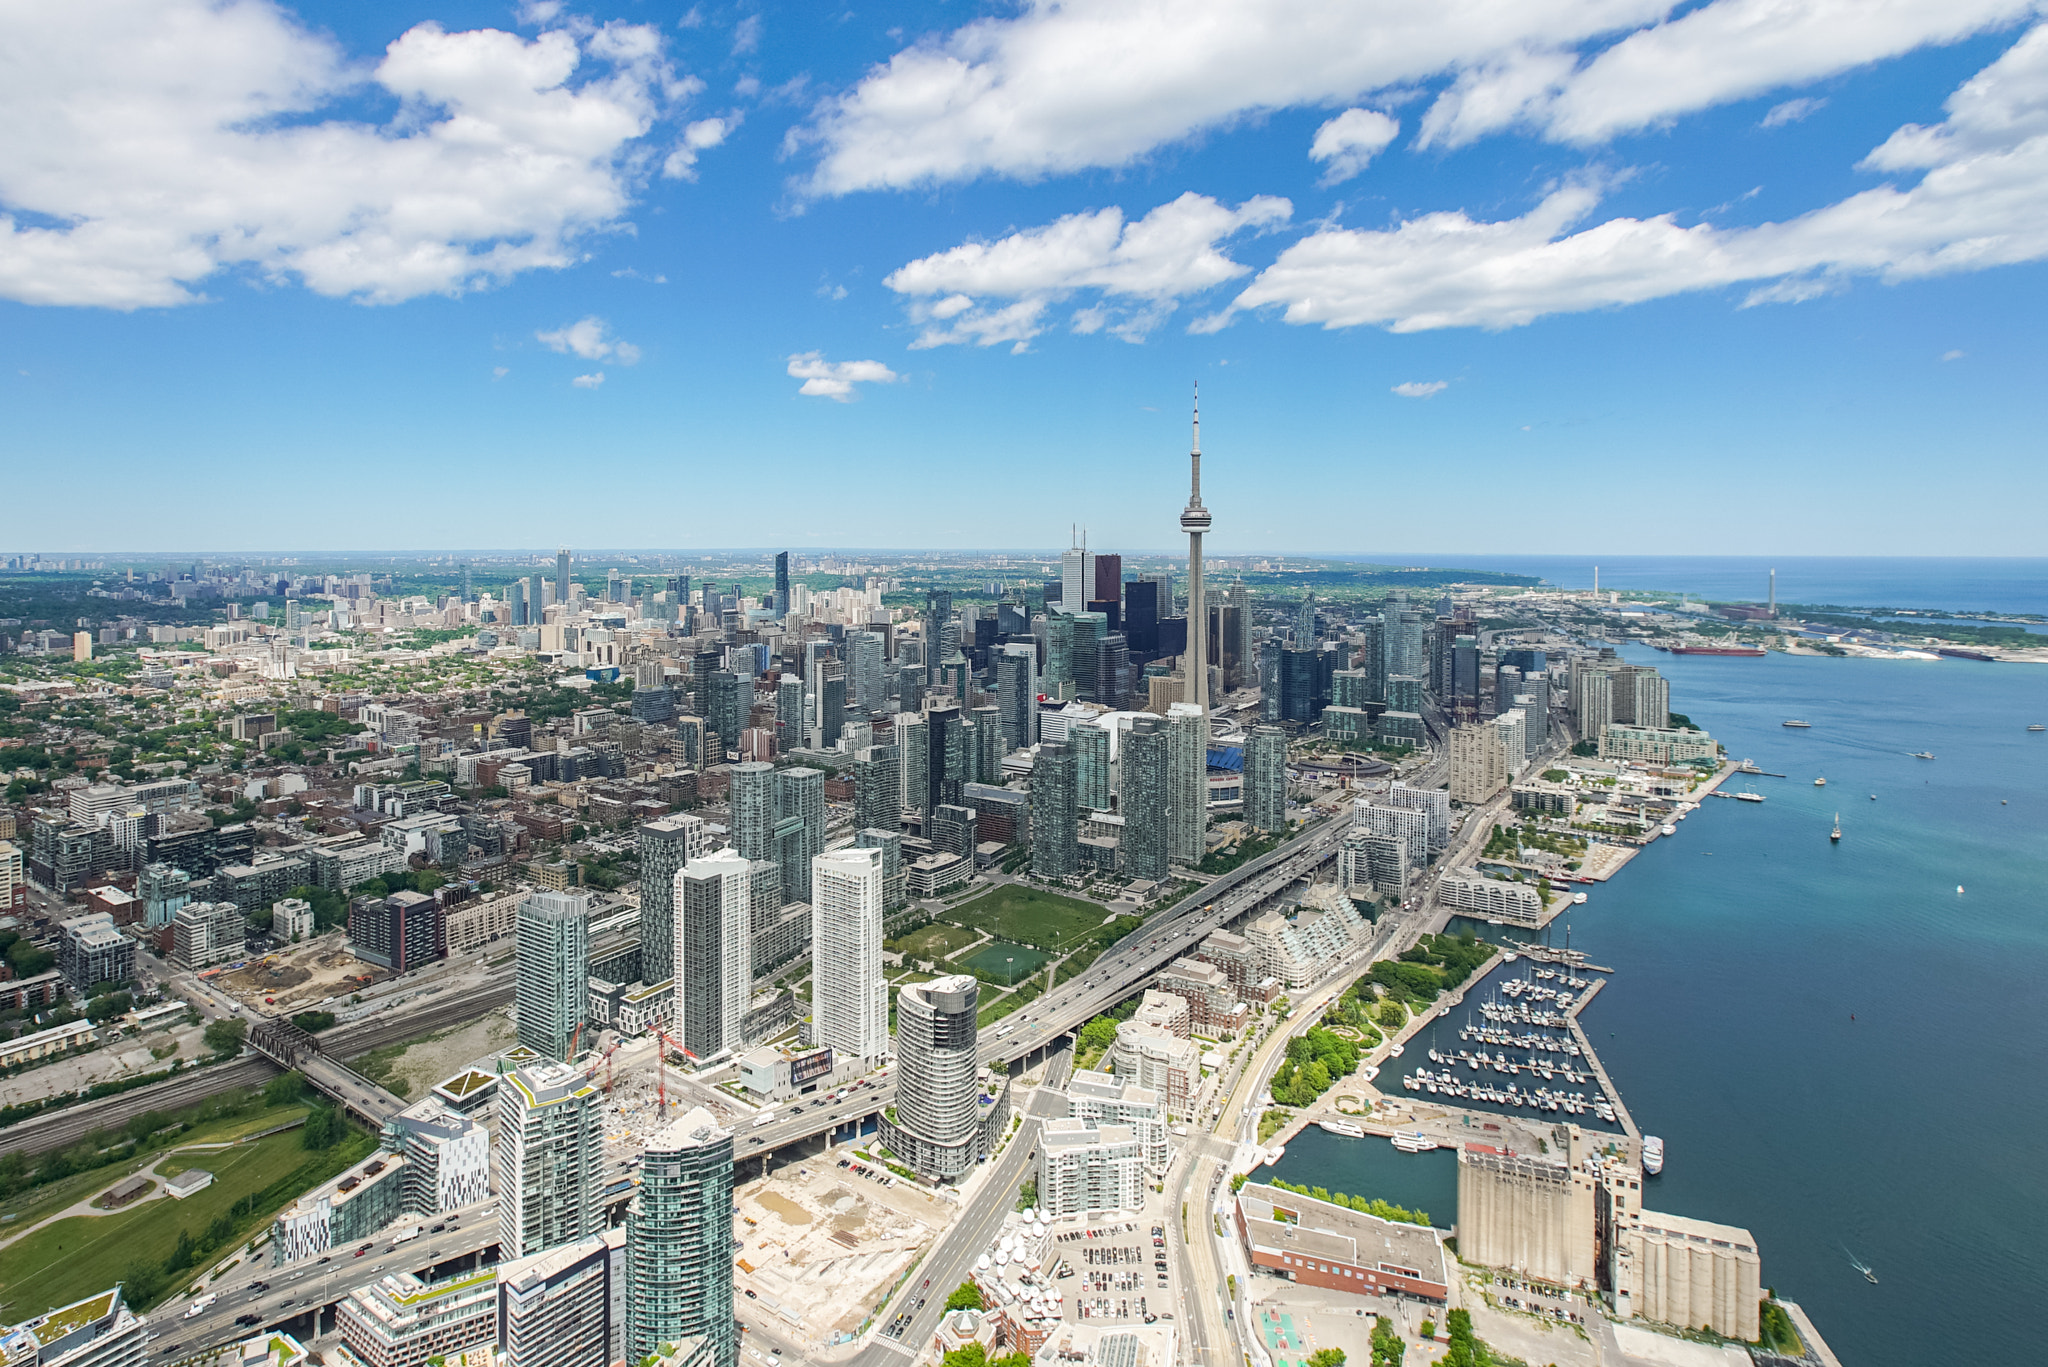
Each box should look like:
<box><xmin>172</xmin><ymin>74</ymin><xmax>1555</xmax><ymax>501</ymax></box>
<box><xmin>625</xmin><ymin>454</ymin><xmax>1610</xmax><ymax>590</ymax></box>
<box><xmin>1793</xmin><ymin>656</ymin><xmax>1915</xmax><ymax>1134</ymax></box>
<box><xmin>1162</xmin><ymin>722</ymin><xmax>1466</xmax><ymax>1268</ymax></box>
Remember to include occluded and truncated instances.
<box><xmin>886</xmin><ymin>922</ymin><xmax>984</xmax><ymax>960</ymax></box>
<box><xmin>957</xmin><ymin>941</ymin><xmax>1051</xmax><ymax>985</ymax></box>
<box><xmin>0</xmin><ymin>1127</ymin><xmax>341</xmax><ymax>1317</ymax></box>
<box><xmin>946</xmin><ymin>885</ymin><xmax>1117</xmax><ymax>951</ymax></box>
<box><xmin>0</xmin><ymin>1102</ymin><xmax>310</xmax><ymax>1232</ymax></box>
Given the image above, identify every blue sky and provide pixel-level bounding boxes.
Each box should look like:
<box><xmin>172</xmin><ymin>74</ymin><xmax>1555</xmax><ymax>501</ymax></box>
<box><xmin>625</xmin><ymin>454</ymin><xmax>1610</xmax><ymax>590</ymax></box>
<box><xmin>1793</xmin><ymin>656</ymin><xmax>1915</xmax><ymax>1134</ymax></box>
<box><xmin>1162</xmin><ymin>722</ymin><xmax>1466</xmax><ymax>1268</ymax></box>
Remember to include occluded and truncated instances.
<box><xmin>4</xmin><ymin>0</ymin><xmax>2046</xmax><ymax>557</ymax></box>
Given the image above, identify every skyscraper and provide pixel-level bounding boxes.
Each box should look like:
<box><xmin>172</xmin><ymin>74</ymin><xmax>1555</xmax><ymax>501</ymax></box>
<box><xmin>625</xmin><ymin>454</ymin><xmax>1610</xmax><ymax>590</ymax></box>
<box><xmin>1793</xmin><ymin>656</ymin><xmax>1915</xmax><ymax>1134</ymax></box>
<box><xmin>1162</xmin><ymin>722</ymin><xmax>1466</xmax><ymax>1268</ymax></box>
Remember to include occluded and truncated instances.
<box><xmin>811</xmin><ymin>846</ymin><xmax>887</xmax><ymax>1063</ymax></box>
<box><xmin>1030</xmin><ymin>740</ymin><xmax>1079</xmax><ymax>878</ymax></box>
<box><xmin>773</xmin><ymin>551</ymin><xmax>790</xmax><ymax>616</ymax></box>
<box><xmin>1044</xmin><ymin>612</ymin><xmax>1075</xmax><ymax>700</ymax></box>
<box><xmin>508</xmin><ymin>578</ymin><xmax>527</xmax><ymax>626</ymax></box>
<box><xmin>1180</xmin><ymin>389</ymin><xmax>1211</xmax><ymax>713</ymax></box>
<box><xmin>772</xmin><ymin>766</ymin><xmax>825</xmax><ymax>901</ymax></box>
<box><xmin>638</xmin><ymin>815</ymin><xmax>708</xmax><ymax>991</ymax></box>
<box><xmin>1093</xmin><ymin>553</ymin><xmax>1123</xmax><ymax>609</ymax></box>
<box><xmin>516</xmin><ymin>892</ymin><xmax>589</xmax><ymax>1060</ymax></box>
<box><xmin>1060</xmin><ymin>533</ymin><xmax>1092</xmax><ymax>617</ymax></box>
<box><xmin>1073</xmin><ymin>721</ymin><xmax>1111</xmax><ymax>812</ymax></box>
<box><xmin>676</xmin><ymin>849</ymin><xmax>751</xmax><ymax>1061</ymax></box>
<box><xmin>706</xmin><ymin>671</ymin><xmax>743</xmax><ymax>759</ymax></box>
<box><xmin>730</xmin><ymin>762</ymin><xmax>776</xmax><ymax>865</ymax></box>
<box><xmin>776</xmin><ymin>675</ymin><xmax>804</xmax><ymax>754</ymax></box>
<box><xmin>1166</xmin><ymin>701</ymin><xmax>1209</xmax><ymax>867</ymax></box>
<box><xmin>924</xmin><ymin>703</ymin><xmax>965</xmax><ymax>814</ymax></box>
<box><xmin>923</xmin><ymin>589</ymin><xmax>952</xmax><ymax>683</ymax></box>
<box><xmin>556</xmin><ymin>548</ymin><xmax>572</xmax><ymax>606</ymax></box>
<box><xmin>628</xmin><ymin>1106</ymin><xmax>736</xmax><ymax>1367</ymax></box>
<box><xmin>854</xmin><ymin>742</ymin><xmax>901</xmax><ymax>834</ymax></box>
<box><xmin>881</xmin><ymin>975</ymin><xmax>996</xmax><ymax>1181</ymax></box>
<box><xmin>1244</xmin><ymin>725</ymin><xmax>1288</xmax><ymax>834</ymax></box>
<box><xmin>497</xmin><ymin>1062</ymin><xmax>602</xmax><ymax>1259</ymax></box>
<box><xmin>996</xmin><ymin>644</ymin><xmax>1038</xmax><ymax>750</ymax></box>
<box><xmin>848</xmin><ymin>630</ymin><xmax>886</xmax><ymax>711</ymax></box>
<box><xmin>1119</xmin><ymin>717</ymin><xmax>1169</xmax><ymax>881</ymax></box>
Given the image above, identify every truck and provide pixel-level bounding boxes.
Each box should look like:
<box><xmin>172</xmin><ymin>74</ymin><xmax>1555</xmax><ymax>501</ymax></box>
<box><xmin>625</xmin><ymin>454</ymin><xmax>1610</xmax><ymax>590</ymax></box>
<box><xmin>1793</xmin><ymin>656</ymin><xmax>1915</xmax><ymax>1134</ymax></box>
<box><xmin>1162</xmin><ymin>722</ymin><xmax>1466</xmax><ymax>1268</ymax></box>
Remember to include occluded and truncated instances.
<box><xmin>183</xmin><ymin>1294</ymin><xmax>217</xmax><ymax>1319</ymax></box>
<box><xmin>391</xmin><ymin>1225</ymin><xmax>423</xmax><ymax>1245</ymax></box>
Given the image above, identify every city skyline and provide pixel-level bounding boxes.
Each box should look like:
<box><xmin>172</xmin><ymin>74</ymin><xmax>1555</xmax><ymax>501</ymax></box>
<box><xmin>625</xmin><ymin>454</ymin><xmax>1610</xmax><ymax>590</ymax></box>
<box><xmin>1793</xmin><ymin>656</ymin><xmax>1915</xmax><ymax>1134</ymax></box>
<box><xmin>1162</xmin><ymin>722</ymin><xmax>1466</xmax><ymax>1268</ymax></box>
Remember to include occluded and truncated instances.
<box><xmin>4</xmin><ymin>2</ymin><xmax>2045</xmax><ymax>556</ymax></box>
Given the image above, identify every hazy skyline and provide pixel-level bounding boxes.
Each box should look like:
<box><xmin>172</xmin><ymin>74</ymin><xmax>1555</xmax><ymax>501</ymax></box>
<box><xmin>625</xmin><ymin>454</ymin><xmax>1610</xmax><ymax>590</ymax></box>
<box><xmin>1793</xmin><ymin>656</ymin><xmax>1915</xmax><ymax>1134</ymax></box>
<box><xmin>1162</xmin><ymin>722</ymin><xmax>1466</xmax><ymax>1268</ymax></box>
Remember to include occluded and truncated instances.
<box><xmin>5</xmin><ymin>1</ymin><xmax>2045</xmax><ymax>555</ymax></box>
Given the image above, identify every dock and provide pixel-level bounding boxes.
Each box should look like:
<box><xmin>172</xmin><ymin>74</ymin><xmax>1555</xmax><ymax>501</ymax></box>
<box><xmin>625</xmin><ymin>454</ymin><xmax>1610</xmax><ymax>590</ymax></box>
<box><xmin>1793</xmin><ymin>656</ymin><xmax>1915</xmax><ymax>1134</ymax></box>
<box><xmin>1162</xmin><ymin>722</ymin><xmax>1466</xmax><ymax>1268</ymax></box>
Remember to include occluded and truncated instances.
<box><xmin>1563</xmin><ymin>978</ymin><xmax>1639</xmax><ymax>1142</ymax></box>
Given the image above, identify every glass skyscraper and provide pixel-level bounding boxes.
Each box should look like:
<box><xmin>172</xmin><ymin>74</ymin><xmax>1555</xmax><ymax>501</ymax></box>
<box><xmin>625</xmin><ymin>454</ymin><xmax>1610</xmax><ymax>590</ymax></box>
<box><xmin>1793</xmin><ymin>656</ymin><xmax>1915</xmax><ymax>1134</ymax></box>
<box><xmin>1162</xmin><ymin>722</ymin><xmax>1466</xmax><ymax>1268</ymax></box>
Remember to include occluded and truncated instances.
<box><xmin>1030</xmin><ymin>741</ymin><xmax>1079</xmax><ymax>878</ymax></box>
<box><xmin>628</xmin><ymin>1106</ymin><xmax>735</xmax><ymax>1367</ymax></box>
<box><xmin>516</xmin><ymin>891</ymin><xmax>589</xmax><ymax>1060</ymax></box>
<box><xmin>1120</xmin><ymin>716</ymin><xmax>1169</xmax><ymax>880</ymax></box>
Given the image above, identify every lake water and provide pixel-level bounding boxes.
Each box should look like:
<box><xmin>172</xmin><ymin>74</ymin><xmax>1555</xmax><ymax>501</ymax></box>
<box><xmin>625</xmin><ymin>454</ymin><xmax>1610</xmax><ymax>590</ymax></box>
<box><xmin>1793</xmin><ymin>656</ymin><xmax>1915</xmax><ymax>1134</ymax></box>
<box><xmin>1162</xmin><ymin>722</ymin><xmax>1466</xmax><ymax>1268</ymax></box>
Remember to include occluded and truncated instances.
<box><xmin>1264</xmin><ymin>645</ymin><xmax>2048</xmax><ymax>1367</ymax></box>
<box><xmin>1331</xmin><ymin>554</ymin><xmax>2048</xmax><ymax>616</ymax></box>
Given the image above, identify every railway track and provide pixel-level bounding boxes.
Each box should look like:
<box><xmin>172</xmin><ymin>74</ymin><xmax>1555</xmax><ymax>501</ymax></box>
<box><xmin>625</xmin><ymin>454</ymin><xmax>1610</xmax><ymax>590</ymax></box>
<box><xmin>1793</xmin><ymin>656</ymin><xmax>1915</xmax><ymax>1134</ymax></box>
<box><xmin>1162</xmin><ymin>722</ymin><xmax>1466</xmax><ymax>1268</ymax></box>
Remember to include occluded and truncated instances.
<box><xmin>0</xmin><ymin>980</ymin><xmax>514</xmax><ymax>1157</ymax></box>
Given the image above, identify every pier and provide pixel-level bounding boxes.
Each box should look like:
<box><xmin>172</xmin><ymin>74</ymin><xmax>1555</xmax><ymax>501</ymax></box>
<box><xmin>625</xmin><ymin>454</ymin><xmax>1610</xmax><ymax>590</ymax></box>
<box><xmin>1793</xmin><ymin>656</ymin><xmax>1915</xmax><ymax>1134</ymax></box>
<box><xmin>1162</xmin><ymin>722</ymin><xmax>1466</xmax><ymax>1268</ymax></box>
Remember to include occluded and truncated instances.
<box><xmin>1563</xmin><ymin>978</ymin><xmax>1639</xmax><ymax>1142</ymax></box>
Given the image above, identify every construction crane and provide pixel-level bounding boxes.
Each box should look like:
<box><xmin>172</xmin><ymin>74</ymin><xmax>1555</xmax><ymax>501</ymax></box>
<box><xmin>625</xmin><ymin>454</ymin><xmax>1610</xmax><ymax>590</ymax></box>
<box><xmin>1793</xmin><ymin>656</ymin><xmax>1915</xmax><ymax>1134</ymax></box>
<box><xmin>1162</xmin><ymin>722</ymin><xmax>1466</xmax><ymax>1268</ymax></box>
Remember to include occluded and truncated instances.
<box><xmin>583</xmin><ymin>1037</ymin><xmax>621</xmax><ymax>1097</ymax></box>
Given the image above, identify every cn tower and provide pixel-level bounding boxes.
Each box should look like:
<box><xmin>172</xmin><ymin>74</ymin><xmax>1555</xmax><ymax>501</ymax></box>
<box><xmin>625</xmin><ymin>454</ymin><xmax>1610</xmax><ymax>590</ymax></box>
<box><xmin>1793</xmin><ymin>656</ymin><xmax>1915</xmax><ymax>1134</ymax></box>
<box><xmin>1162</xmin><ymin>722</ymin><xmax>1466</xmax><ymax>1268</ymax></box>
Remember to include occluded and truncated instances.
<box><xmin>1180</xmin><ymin>385</ymin><xmax>1210</xmax><ymax>713</ymax></box>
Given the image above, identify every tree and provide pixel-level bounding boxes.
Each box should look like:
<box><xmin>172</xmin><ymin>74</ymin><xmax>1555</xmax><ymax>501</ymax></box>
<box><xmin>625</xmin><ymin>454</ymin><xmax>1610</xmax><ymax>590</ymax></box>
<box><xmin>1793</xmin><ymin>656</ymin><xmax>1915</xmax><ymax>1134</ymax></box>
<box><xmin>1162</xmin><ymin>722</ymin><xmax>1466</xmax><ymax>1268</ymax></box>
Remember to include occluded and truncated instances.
<box><xmin>7</xmin><ymin>940</ymin><xmax>55</xmax><ymax>978</ymax></box>
<box><xmin>264</xmin><ymin>1071</ymin><xmax>306</xmax><ymax>1106</ymax></box>
<box><xmin>87</xmin><ymin>991</ymin><xmax>133</xmax><ymax>1023</ymax></box>
<box><xmin>1310</xmin><ymin>1350</ymin><xmax>1350</xmax><ymax>1367</ymax></box>
<box><xmin>301</xmin><ymin>1106</ymin><xmax>340</xmax><ymax>1151</ymax></box>
<box><xmin>1078</xmin><ymin>1017</ymin><xmax>1118</xmax><ymax>1052</ymax></box>
<box><xmin>944</xmin><ymin>1281</ymin><xmax>984</xmax><ymax>1312</ymax></box>
<box><xmin>202</xmin><ymin>1018</ymin><xmax>248</xmax><ymax>1055</ymax></box>
<box><xmin>940</xmin><ymin>1345</ymin><xmax>987</xmax><ymax>1367</ymax></box>
<box><xmin>1370</xmin><ymin>1313</ymin><xmax>1405</xmax><ymax>1366</ymax></box>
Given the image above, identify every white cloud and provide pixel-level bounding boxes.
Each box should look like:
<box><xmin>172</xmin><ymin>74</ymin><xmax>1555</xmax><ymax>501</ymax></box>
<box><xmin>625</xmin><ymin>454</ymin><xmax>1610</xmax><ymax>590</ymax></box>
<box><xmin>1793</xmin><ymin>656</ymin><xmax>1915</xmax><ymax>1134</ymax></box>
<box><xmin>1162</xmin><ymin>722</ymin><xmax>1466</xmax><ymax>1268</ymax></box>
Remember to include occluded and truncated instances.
<box><xmin>794</xmin><ymin>0</ymin><xmax>1674</xmax><ymax>195</ymax></box>
<box><xmin>786</xmin><ymin>352</ymin><xmax>900</xmax><ymax>401</ymax></box>
<box><xmin>0</xmin><ymin>0</ymin><xmax>697</xmax><ymax>309</ymax></box>
<box><xmin>1941</xmin><ymin>348</ymin><xmax>1966</xmax><ymax>360</ymax></box>
<box><xmin>884</xmin><ymin>192</ymin><xmax>1290</xmax><ymax>350</ymax></box>
<box><xmin>796</xmin><ymin>0</ymin><xmax>2033</xmax><ymax>192</ymax></box>
<box><xmin>1392</xmin><ymin>380</ymin><xmax>1449</xmax><ymax>397</ymax></box>
<box><xmin>1310</xmin><ymin>109</ymin><xmax>1402</xmax><ymax>184</ymax></box>
<box><xmin>493</xmin><ymin>366</ymin><xmax>510</xmax><ymax>379</ymax></box>
<box><xmin>1762</xmin><ymin>97</ymin><xmax>1827</xmax><ymax>128</ymax></box>
<box><xmin>664</xmin><ymin>114</ymin><xmax>740</xmax><ymax>179</ymax></box>
<box><xmin>571</xmin><ymin>372</ymin><xmax>606</xmax><ymax>388</ymax></box>
<box><xmin>1423</xmin><ymin>0</ymin><xmax>2032</xmax><ymax>147</ymax></box>
<box><xmin>536</xmin><ymin>316</ymin><xmax>642</xmax><ymax>364</ymax></box>
<box><xmin>1207</xmin><ymin>27</ymin><xmax>2048</xmax><ymax>332</ymax></box>
<box><xmin>733</xmin><ymin>15</ymin><xmax>762</xmax><ymax>56</ymax></box>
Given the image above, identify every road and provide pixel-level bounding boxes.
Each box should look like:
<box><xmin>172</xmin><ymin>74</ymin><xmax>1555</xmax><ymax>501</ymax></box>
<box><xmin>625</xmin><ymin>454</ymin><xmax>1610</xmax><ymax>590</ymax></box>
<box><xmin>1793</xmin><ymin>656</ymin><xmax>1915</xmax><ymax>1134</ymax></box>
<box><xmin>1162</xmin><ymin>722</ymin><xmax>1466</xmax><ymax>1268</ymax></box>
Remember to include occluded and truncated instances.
<box><xmin>160</xmin><ymin>1202</ymin><xmax>500</xmax><ymax>1353</ymax></box>
<box><xmin>845</xmin><ymin>1048</ymin><xmax>1072</xmax><ymax>1367</ymax></box>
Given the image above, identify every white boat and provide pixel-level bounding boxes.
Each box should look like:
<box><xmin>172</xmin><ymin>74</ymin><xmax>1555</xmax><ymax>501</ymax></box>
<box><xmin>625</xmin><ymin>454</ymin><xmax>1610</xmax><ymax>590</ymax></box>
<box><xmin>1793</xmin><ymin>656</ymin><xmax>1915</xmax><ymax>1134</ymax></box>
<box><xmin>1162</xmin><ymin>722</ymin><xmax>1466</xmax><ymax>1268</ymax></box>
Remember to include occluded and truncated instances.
<box><xmin>1387</xmin><ymin>1044</ymin><xmax>1404</xmax><ymax>1058</ymax></box>
<box><xmin>1660</xmin><ymin>824</ymin><xmax>1677</xmax><ymax>836</ymax></box>
<box><xmin>1503</xmin><ymin>952</ymin><xmax>1518</xmax><ymax>963</ymax></box>
<box><xmin>1391</xmin><ymin>1132</ymin><xmax>1440</xmax><ymax>1154</ymax></box>
<box><xmin>1318</xmin><ymin>1118</ymin><xmax>1366</xmax><ymax>1139</ymax></box>
<box><xmin>1642</xmin><ymin>1135</ymin><xmax>1665</xmax><ymax>1175</ymax></box>
<box><xmin>1735</xmin><ymin>790</ymin><xmax>1765</xmax><ymax>803</ymax></box>
<box><xmin>1814</xmin><ymin>777</ymin><xmax>1827</xmax><ymax>786</ymax></box>
<box><xmin>1573</xmin><ymin>892</ymin><xmax>1588</xmax><ymax>904</ymax></box>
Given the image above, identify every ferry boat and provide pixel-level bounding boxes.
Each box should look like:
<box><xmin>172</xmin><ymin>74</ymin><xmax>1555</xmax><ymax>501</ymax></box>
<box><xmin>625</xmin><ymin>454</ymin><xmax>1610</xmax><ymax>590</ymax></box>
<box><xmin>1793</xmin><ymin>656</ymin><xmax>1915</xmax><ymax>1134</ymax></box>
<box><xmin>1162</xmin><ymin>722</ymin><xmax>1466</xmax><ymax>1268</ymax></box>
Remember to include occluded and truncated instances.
<box><xmin>1735</xmin><ymin>790</ymin><xmax>1765</xmax><ymax>803</ymax></box>
<box><xmin>1660</xmin><ymin>824</ymin><xmax>1677</xmax><ymax>836</ymax></box>
<box><xmin>1318</xmin><ymin>1118</ymin><xmax>1366</xmax><ymax>1139</ymax></box>
<box><xmin>1642</xmin><ymin>1135</ymin><xmax>1665</xmax><ymax>1175</ymax></box>
<box><xmin>1391</xmin><ymin>1132</ymin><xmax>1440</xmax><ymax>1154</ymax></box>
<box><xmin>1782</xmin><ymin>719</ymin><xmax>1812</xmax><ymax>728</ymax></box>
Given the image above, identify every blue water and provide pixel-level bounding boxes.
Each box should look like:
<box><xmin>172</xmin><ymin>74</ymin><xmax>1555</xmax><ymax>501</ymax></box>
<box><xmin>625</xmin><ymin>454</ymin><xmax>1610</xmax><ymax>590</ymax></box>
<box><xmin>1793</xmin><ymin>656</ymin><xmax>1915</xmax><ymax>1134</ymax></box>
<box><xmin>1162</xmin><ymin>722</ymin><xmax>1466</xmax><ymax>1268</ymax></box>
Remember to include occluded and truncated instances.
<box><xmin>1329</xmin><ymin>554</ymin><xmax>2048</xmax><ymax>616</ymax></box>
<box><xmin>1268</xmin><ymin>644</ymin><xmax>2048</xmax><ymax>1367</ymax></box>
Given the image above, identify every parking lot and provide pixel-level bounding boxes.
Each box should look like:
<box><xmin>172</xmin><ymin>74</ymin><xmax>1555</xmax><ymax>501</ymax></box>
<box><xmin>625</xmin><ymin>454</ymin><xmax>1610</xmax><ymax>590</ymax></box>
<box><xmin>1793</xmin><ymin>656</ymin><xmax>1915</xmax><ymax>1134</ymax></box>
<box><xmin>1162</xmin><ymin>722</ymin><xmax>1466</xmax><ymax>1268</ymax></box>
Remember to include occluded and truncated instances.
<box><xmin>1050</xmin><ymin>1217</ymin><xmax>1175</xmax><ymax>1326</ymax></box>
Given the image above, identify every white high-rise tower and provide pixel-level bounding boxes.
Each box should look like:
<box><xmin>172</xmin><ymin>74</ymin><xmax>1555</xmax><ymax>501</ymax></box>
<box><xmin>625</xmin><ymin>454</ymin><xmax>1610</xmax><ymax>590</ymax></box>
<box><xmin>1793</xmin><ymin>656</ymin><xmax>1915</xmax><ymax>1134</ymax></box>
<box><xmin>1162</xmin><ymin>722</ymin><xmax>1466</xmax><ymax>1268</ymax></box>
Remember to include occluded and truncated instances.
<box><xmin>1180</xmin><ymin>386</ymin><xmax>1210</xmax><ymax>713</ymax></box>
